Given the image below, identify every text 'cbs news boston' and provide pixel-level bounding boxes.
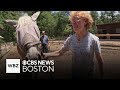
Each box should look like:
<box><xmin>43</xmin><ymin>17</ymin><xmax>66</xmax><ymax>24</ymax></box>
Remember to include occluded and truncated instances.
<box><xmin>6</xmin><ymin>59</ymin><xmax>55</xmax><ymax>73</ymax></box>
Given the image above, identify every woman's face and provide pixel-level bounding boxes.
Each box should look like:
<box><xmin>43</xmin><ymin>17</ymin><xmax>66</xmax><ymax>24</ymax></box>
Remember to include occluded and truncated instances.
<box><xmin>71</xmin><ymin>15</ymin><xmax>86</xmax><ymax>33</ymax></box>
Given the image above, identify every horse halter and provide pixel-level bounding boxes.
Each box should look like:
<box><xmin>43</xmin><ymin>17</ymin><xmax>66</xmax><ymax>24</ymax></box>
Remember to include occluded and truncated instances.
<box><xmin>24</xmin><ymin>41</ymin><xmax>41</xmax><ymax>51</ymax></box>
<box><xmin>23</xmin><ymin>41</ymin><xmax>47</xmax><ymax>60</ymax></box>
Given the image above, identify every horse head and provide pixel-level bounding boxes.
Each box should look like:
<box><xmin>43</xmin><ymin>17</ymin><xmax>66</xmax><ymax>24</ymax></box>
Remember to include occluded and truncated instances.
<box><xmin>5</xmin><ymin>12</ymin><xmax>47</xmax><ymax>60</ymax></box>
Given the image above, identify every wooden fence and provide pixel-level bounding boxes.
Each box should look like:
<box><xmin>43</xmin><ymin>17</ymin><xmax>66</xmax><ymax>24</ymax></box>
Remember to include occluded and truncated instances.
<box><xmin>95</xmin><ymin>34</ymin><xmax>120</xmax><ymax>40</ymax></box>
<box><xmin>49</xmin><ymin>40</ymin><xmax>64</xmax><ymax>45</ymax></box>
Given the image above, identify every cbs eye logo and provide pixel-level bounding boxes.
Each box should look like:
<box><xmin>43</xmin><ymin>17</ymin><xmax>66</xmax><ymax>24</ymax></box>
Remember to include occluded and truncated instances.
<box><xmin>6</xmin><ymin>59</ymin><xmax>20</xmax><ymax>73</ymax></box>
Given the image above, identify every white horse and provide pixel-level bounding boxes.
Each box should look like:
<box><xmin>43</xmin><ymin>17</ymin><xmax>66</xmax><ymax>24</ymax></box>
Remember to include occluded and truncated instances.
<box><xmin>5</xmin><ymin>12</ymin><xmax>48</xmax><ymax>79</ymax></box>
<box><xmin>5</xmin><ymin>12</ymin><xmax>46</xmax><ymax>60</ymax></box>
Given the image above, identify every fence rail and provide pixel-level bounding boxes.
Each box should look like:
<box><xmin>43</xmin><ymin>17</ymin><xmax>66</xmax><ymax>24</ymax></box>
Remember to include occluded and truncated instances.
<box><xmin>95</xmin><ymin>34</ymin><xmax>120</xmax><ymax>36</ymax></box>
<box><xmin>49</xmin><ymin>40</ymin><xmax>64</xmax><ymax>44</ymax></box>
<box><xmin>95</xmin><ymin>34</ymin><xmax>120</xmax><ymax>39</ymax></box>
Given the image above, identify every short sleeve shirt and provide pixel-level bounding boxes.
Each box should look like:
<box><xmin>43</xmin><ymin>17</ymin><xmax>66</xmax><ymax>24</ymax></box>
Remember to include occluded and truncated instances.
<box><xmin>60</xmin><ymin>32</ymin><xmax>101</xmax><ymax>75</ymax></box>
<box><xmin>40</xmin><ymin>35</ymin><xmax>48</xmax><ymax>45</ymax></box>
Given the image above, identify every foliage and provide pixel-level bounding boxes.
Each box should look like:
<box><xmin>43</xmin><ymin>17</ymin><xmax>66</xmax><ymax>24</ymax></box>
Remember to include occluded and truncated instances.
<box><xmin>1</xmin><ymin>11</ymin><xmax>120</xmax><ymax>42</ymax></box>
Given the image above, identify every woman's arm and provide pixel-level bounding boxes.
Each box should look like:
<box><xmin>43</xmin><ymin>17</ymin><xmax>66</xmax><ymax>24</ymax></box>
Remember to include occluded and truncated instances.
<box><xmin>94</xmin><ymin>36</ymin><xmax>103</xmax><ymax>79</ymax></box>
<box><xmin>44</xmin><ymin>50</ymin><xmax>60</xmax><ymax>57</ymax></box>
<box><xmin>44</xmin><ymin>36</ymin><xmax>71</xmax><ymax>57</ymax></box>
<box><xmin>43</xmin><ymin>49</ymin><xmax>66</xmax><ymax>57</ymax></box>
<box><xmin>95</xmin><ymin>53</ymin><xmax>103</xmax><ymax>79</ymax></box>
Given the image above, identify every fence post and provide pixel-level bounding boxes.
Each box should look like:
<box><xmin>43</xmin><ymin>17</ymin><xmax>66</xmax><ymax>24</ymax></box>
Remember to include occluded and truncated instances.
<box><xmin>106</xmin><ymin>33</ymin><xmax>110</xmax><ymax>40</ymax></box>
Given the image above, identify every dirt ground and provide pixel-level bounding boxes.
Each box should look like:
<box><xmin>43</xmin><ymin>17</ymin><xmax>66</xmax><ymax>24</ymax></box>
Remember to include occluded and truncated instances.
<box><xmin>0</xmin><ymin>41</ymin><xmax>120</xmax><ymax>79</ymax></box>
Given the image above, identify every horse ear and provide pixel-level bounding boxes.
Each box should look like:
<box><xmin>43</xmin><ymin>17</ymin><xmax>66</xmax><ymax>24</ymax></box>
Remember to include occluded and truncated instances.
<box><xmin>31</xmin><ymin>11</ymin><xmax>40</xmax><ymax>21</ymax></box>
<box><xmin>4</xmin><ymin>19</ymin><xmax>18</xmax><ymax>27</ymax></box>
<box><xmin>0</xmin><ymin>36</ymin><xmax>4</xmax><ymax>39</ymax></box>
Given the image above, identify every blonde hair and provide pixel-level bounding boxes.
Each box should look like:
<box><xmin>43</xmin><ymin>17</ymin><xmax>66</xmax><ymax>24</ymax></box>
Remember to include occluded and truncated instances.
<box><xmin>69</xmin><ymin>11</ymin><xmax>94</xmax><ymax>30</ymax></box>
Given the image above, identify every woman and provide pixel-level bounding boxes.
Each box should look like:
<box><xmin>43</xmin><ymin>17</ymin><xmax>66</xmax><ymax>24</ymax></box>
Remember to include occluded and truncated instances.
<box><xmin>44</xmin><ymin>11</ymin><xmax>103</xmax><ymax>79</ymax></box>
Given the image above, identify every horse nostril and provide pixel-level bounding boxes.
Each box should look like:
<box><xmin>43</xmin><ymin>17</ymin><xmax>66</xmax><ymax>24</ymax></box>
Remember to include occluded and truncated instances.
<box><xmin>44</xmin><ymin>55</ymin><xmax>48</xmax><ymax>60</ymax></box>
<box><xmin>26</xmin><ymin>57</ymin><xmax>28</xmax><ymax>60</ymax></box>
<box><xmin>42</xmin><ymin>54</ymin><xmax>48</xmax><ymax>60</ymax></box>
<box><xmin>38</xmin><ymin>54</ymin><xmax>41</xmax><ymax>60</ymax></box>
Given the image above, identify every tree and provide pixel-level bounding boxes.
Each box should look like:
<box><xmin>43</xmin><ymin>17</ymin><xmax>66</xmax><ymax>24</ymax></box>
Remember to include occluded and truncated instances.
<box><xmin>53</xmin><ymin>11</ymin><xmax>70</xmax><ymax>37</ymax></box>
<box><xmin>105</xmin><ymin>11</ymin><xmax>117</xmax><ymax>23</ymax></box>
<box><xmin>37</xmin><ymin>11</ymin><xmax>56</xmax><ymax>37</ymax></box>
<box><xmin>63</xmin><ymin>24</ymin><xmax>72</xmax><ymax>36</ymax></box>
<box><xmin>99</xmin><ymin>11</ymin><xmax>107</xmax><ymax>24</ymax></box>
<box><xmin>90</xmin><ymin>11</ymin><xmax>99</xmax><ymax>34</ymax></box>
<box><xmin>116</xmin><ymin>11</ymin><xmax>120</xmax><ymax>22</ymax></box>
<box><xmin>99</xmin><ymin>11</ymin><xmax>118</xmax><ymax>24</ymax></box>
<box><xmin>0</xmin><ymin>11</ymin><xmax>21</xmax><ymax>42</ymax></box>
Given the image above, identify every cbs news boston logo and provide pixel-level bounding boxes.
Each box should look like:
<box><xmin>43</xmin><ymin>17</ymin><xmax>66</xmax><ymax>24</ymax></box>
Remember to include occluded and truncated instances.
<box><xmin>6</xmin><ymin>59</ymin><xmax>54</xmax><ymax>73</ymax></box>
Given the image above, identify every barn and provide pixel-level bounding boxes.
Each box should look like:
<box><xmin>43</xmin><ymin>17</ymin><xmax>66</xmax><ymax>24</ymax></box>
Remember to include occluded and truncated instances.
<box><xmin>96</xmin><ymin>22</ymin><xmax>120</xmax><ymax>39</ymax></box>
